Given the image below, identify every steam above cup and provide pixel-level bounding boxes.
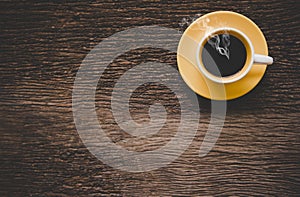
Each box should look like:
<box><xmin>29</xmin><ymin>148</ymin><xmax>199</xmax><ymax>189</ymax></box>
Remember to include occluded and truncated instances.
<box><xmin>196</xmin><ymin>27</ymin><xmax>273</xmax><ymax>84</ymax></box>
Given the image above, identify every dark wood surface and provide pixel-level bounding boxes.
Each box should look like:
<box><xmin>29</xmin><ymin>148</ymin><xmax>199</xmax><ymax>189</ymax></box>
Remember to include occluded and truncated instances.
<box><xmin>1</xmin><ymin>0</ymin><xmax>299</xmax><ymax>196</ymax></box>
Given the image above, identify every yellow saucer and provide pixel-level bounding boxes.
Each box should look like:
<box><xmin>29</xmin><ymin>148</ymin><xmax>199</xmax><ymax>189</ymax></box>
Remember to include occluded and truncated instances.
<box><xmin>177</xmin><ymin>11</ymin><xmax>269</xmax><ymax>100</ymax></box>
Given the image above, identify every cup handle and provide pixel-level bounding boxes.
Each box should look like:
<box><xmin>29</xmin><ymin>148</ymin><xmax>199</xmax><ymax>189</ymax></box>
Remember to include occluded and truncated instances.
<box><xmin>254</xmin><ymin>54</ymin><xmax>273</xmax><ymax>65</ymax></box>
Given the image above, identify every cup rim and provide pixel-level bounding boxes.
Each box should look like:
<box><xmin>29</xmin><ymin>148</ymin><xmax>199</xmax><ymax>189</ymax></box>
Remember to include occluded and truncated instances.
<box><xmin>196</xmin><ymin>27</ymin><xmax>254</xmax><ymax>84</ymax></box>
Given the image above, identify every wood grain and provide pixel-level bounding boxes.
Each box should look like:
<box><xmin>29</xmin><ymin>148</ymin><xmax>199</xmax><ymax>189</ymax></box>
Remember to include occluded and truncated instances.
<box><xmin>1</xmin><ymin>0</ymin><xmax>299</xmax><ymax>196</ymax></box>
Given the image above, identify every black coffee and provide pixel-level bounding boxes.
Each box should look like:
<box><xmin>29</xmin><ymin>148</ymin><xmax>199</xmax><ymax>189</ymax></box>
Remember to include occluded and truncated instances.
<box><xmin>201</xmin><ymin>34</ymin><xmax>247</xmax><ymax>77</ymax></box>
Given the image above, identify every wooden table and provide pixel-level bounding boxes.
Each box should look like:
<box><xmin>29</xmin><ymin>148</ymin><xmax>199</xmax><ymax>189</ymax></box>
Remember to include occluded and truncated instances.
<box><xmin>1</xmin><ymin>1</ymin><xmax>299</xmax><ymax>196</ymax></box>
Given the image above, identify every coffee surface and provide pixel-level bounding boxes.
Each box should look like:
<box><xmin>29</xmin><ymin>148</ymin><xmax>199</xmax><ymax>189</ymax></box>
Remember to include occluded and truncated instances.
<box><xmin>202</xmin><ymin>34</ymin><xmax>247</xmax><ymax>77</ymax></box>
